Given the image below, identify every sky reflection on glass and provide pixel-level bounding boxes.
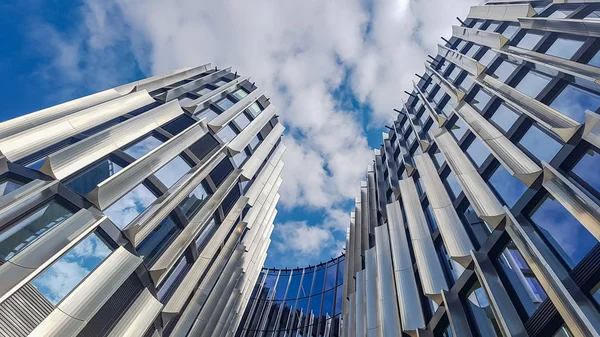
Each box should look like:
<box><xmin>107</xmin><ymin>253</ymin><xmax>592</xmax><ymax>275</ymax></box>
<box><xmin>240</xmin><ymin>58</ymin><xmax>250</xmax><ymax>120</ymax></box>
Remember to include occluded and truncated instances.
<box><xmin>155</xmin><ymin>156</ymin><xmax>190</xmax><ymax>188</ymax></box>
<box><xmin>519</xmin><ymin>125</ymin><xmax>562</xmax><ymax>163</ymax></box>
<box><xmin>550</xmin><ymin>85</ymin><xmax>600</xmax><ymax>123</ymax></box>
<box><xmin>105</xmin><ymin>184</ymin><xmax>157</xmax><ymax>229</ymax></box>
<box><xmin>489</xmin><ymin>165</ymin><xmax>526</xmax><ymax>207</ymax></box>
<box><xmin>124</xmin><ymin>135</ymin><xmax>163</xmax><ymax>159</ymax></box>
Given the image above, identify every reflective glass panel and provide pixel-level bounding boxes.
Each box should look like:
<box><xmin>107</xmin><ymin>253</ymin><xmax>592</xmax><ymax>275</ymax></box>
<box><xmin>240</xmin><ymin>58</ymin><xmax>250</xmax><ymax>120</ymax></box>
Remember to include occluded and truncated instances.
<box><xmin>588</xmin><ymin>49</ymin><xmax>600</xmax><ymax>68</ymax></box>
<box><xmin>530</xmin><ymin>195</ymin><xmax>598</xmax><ymax>267</ymax></box>
<box><xmin>232</xmin><ymin>151</ymin><xmax>248</xmax><ymax>167</ymax></box>
<box><xmin>67</xmin><ymin>159</ymin><xmax>123</xmax><ymax>196</ymax></box>
<box><xmin>155</xmin><ymin>156</ymin><xmax>190</xmax><ymax>188</ymax></box>
<box><xmin>502</xmin><ymin>24</ymin><xmax>519</xmax><ymax>39</ymax></box>
<box><xmin>195</xmin><ymin>217</ymin><xmax>217</xmax><ymax>250</ymax></box>
<box><xmin>137</xmin><ymin>215</ymin><xmax>179</xmax><ymax>265</ymax></box>
<box><xmin>548</xmin><ymin>8</ymin><xmax>574</xmax><ymax>18</ymax></box>
<box><xmin>0</xmin><ymin>179</ymin><xmax>22</xmax><ymax>196</ymax></box>
<box><xmin>515</xmin><ymin>70</ymin><xmax>552</xmax><ymax>98</ymax></box>
<box><xmin>550</xmin><ymin>85</ymin><xmax>600</xmax><ymax>123</ymax></box>
<box><xmin>32</xmin><ymin>233</ymin><xmax>111</xmax><ymax>305</ymax></box>
<box><xmin>0</xmin><ymin>201</ymin><xmax>73</xmax><ymax>260</ymax></box>
<box><xmin>546</xmin><ymin>37</ymin><xmax>585</xmax><ymax>59</ymax></box>
<box><xmin>465</xmin><ymin>137</ymin><xmax>490</xmax><ymax>168</ymax></box>
<box><xmin>490</xmin><ymin>103</ymin><xmax>519</xmax><ymax>132</ymax></box>
<box><xmin>234</xmin><ymin>112</ymin><xmax>252</xmax><ymax>130</ymax></box>
<box><xmin>179</xmin><ymin>182</ymin><xmax>209</xmax><ymax>219</ymax></box>
<box><xmin>124</xmin><ymin>135</ymin><xmax>163</xmax><ymax>159</ymax></box>
<box><xmin>485</xmin><ymin>22</ymin><xmax>499</xmax><ymax>32</ymax></box>
<box><xmin>516</xmin><ymin>32</ymin><xmax>544</xmax><ymax>50</ymax></box>
<box><xmin>248</xmin><ymin>102</ymin><xmax>262</xmax><ymax>118</ymax></box>
<box><xmin>157</xmin><ymin>254</ymin><xmax>189</xmax><ymax>300</ymax></box>
<box><xmin>471</xmin><ymin>88</ymin><xmax>493</xmax><ymax>111</ymax></box>
<box><xmin>553</xmin><ymin>326</ymin><xmax>574</xmax><ymax>337</ymax></box>
<box><xmin>105</xmin><ymin>184</ymin><xmax>157</xmax><ymax>229</ymax></box>
<box><xmin>489</xmin><ymin>164</ymin><xmax>527</xmax><ymax>207</ymax></box>
<box><xmin>195</xmin><ymin>106</ymin><xmax>219</xmax><ymax>121</ymax></box>
<box><xmin>478</xmin><ymin>49</ymin><xmax>497</xmax><ymax>67</ymax></box>
<box><xmin>571</xmin><ymin>149</ymin><xmax>600</xmax><ymax>194</ymax></box>
<box><xmin>195</xmin><ymin>87</ymin><xmax>212</xmax><ymax>96</ymax></box>
<box><xmin>465</xmin><ymin>282</ymin><xmax>501</xmax><ymax>337</ymax></box>
<box><xmin>519</xmin><ymin>125</ymin><xmax>562</xmax><ymax>163</ymax></box>
<box><xmin>450</xmin><ymin>117</ymin><xmax>469</xmax><ymax>141</ymax></box>
<box><xmin>232</xmin><ymin>89</ymin><xmax>248</xmax><ymax>100</ymax></box>
<box><xmin>217</xmin><ymin>124</ymin><xmax>237</xmax><ymax>142</ymax></box>
<box><xmin>493</xmin><ymin>60</ymin><xmax>518</xmax><ymax>83</ymax></box>
<box><xmin>217</xmin><ymin>98</ymin><xmax>235</xmax><ymax>111</ymax></box>
<box><xmin>458</xmin><ymin>74</ymin><xmax>474</xmax><ymax>92</ymax></box>
<box><xmin>444</xmin><ymin>170</ymin><xmax>462</xmax><ymax>199</ymax></box>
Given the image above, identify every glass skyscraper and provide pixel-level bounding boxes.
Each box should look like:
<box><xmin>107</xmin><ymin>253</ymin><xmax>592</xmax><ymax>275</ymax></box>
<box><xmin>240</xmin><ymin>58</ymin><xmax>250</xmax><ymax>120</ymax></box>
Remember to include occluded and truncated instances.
<box><xmin>0</xmin><ymin>65</ymin><xmax>285</xmax><ymax>337</ymax></box>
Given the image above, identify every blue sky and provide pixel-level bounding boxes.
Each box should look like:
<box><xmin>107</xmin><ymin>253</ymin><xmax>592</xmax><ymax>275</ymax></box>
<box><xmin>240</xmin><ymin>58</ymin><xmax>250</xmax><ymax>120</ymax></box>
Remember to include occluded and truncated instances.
<box><xmin>0</xmin><ymin>0</ymin><xmax>479</xmax><ymax>268</ymax></box>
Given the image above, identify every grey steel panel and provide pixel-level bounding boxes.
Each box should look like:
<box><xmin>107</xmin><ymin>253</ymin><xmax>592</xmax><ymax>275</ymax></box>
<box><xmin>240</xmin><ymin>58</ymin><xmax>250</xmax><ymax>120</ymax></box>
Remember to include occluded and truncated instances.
<box><xmin>505</xmin><ymin>208</ymin><xmax>600</xmax><ymax>337</ymax></box>
<box><xmin>112</xmin><ymin>67</ymin><xmax>192</xmax><ymax>94</ymax></box>
<box><xmin>182</xmin><ymin>76</ymin><xmax>250</xmax><ymax>113</ymax></box>
<box><xmin>354</xmin><ymin>200</ymin><xmax>363</xmax><ymax>274</ymax></box>
<box><xmin>240</xmin><ymin>123</ymin><xmax>285</xmax><ymax>181</ymax></box>
<box><xmin>156</xmin><ymin>68</ymin><xmax>231</xmax><ymax>102</ymax></box>
<box><xmin>0</xmin><ymin>91</ymin><xmax>155</xmax><ymax>162</ymax></box>
<box><xmin>382</xmin><ymin>133</ymin><xmax>402</xmax><ymax>195</ymax></box>
<box><xmin>583</xmin><ymin>110</ymin><xmax>600</xmax><ymax>149</ymax></box>
<box><xmin>399</xmin><ymin>178</ymin><xmax>448</xmax><ymax>303</ymax></box>
<box><xmin>434</xmin><ymin>129</ymin><xmax>506</xmax><ymax>227</ymax></box>
<box><xmin>355</xmin><ymin>196</ymin><xmax>364</xmax><ymax>264</ymax></box>
<box><xmin>438</xmin><ymin>44</ymin><xmax>486</xmax><ymax>77</ymax></box>
<box><xmin>519</xmin><ymin>17</ymin><xmax>600</xmax><ymax>38</ymax></box>
<box><xmin>367</xmin><ymin>167</ymin><xmax>378</xmax><ymax>234</ymax></box>
<box><xmin>342</xmin><ymin>227</ymin><xmax>352</xmax><ymax>316</ymax></box>
<box><xmin>123</xmin><ymin>150</ymin><xmax>227</xmax><ymax>245</ymax></box>
<box><xmin>454</xmin><ymin>101</ymin><xmax>541</xmax><ymax>186</ymax></box>
<box><xmin>467</xmin><ymin>3</ymin><xmax>535</xmax><ymax>22</ymax></box>
<box><xmin>244</xmin><ymin>146</ymin><xmax>284</xmax><ymax>206</ymax></box>
<box><xmin>452</xmin><ymin>26</ymin><xmax>509</xmax><ymax>49</ymax></box>
<box><xmin>149</xmin><ymin>169</ymin><xmax>243</xmax><ymax>284</ymax></box>
<box><xmin>425</xmin><ymin>64</ymin><xmax>466</xmax><ymax>103</ymax></box>
<box><xmin>0</xmin><ymin>209</ymin><xmax>107</xmax><ymax>303</ymax></box>
<box><xmin>442</xmin><ymin>290</ymin><xmax>475</xmax><ymax>337</ymax></box>
<box><xmin>106</xmin><ymin>288</ymin><xmax>162</xmax><ymax>337</ymax></box>
<box><xmin>0</xmin><ymin>180</ymin><xmax>58</xmax><ymax>230</ymax></box>
<box><xmin>40</xmin><ymin>99</ymin><xmax>189</xmax><ymax>181</ymax></box>
<box><xmin>542</xmin><ymin>163</ymin><xmax>600</xmax><ymax>241</ymax></box>
<box><xmin>471</xmin><ymin>251</ymin><xmax>528</xmax><ymax>337</ymax></box>
<box><xmin>30</xmin><ymin>247</ymin><xmax>142</xmax><ymax>336</ymax></box>
<box><xmin>227</xmin><ymin>105</ymin><xmax>277</xmax><ymax>156</ymax></box>
<box><xmin>478</xmin><ymin>74</ymin><xmax>581</xmax><ymax>142</ymax></box>
<box><xmin>364</xmin><ymin>248</ymin><xmax>382</xmax><ymax>337</ymax></box>
<box><xmin>374</xmin><ymin>225</ymin><xmax>402</xmax><ymax>336</ymax></box>
<box><xmin>386</xmin><ymin>201</ymin><xmax>425</xmax><ymax>333</ymax></box>
<box><xmin>413</xmin><ymin>153</ymin><xmax>473</xmax><ymax>266</ymax></box>
<box><xmin>207</xmin><ymin>88</ymin><xmax>267</xmax><ymax>132</ymax></box>
<box><xmin>349</xmin><ymin>294</ymin><xmax>356</xmax><ymax>337</ymax></box>
<box><xmin>403</xmin><ymin>95</ymin><xmax>433</xmax><ymax>151</ymax></box>
<box><xmin>347</xmin><ymin>211</ymin><xmax>357</xmax><ymax>295</ymax></box>
<box><xmin>360</xmin><ymin>181</ymin><xmax>370</xmax><ymax>252</ymax></box>
<box><xmin>0</xmin><ymin>88</ymin><xmax>122</xmax><ymax>140</ymax></box>
<box><xmin>355</xmin><ymin>270</ymin><xmax>366</xmax><ymax>337</ymax></box>
<box><xmin>120</xmin><ymin>64</ymin><xmax>210</xmax><ymax>94</ymax></box>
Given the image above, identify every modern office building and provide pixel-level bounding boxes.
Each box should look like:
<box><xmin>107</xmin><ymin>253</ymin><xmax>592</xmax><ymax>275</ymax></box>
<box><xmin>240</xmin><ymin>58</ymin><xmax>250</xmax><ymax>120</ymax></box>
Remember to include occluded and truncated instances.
<box><xmin>238</xmin><ymin>1</ymin><xmax>600</xmax><ymax>337</ymax></box>
<box><xmin>0</xmin><ymin>64</ymin><xmax>285</xmax><ymax>337</ymax></box>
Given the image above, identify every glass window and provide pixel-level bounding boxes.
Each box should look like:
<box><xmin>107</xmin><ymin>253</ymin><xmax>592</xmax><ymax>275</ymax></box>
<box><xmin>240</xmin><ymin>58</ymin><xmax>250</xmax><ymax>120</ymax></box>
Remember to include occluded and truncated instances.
<box><xmin>137</xmin><ymin>215</ymin><xmax>179</xmax><ymax>265</ymax></box>
<box><xmin>217</xmin><ymin>98</ymin><xmax>235</xmax><ymax>111</ymax></box>
<box><xmin>519</xmin><ymin>125</ymin><xmax>562</xmax><ymax>163</ymax></box>
<box><xmin>195</xmin><ymin>217</ymin><xmax>217</xmax><ymax>250</ymax></box>
<box><xmin>0</xmin><ymin>201</ymin><xmax>73</xmax><ymax>260</ymax></box>
<box><xmin>455</xmin><ymin>40</ymin><xmax>468</xmax><ymax>52</ymax></box>
<box><xmin>232</xmin><ymin>89</ymin><xmax>248</xmax><ymax>100</ymax></box>
<box><xmin>591</xmin><ymin>282</ymin><xmax>600</xmax><ymax>307</ymax></box>
<box><xmin>248</xmin><ymin>102</ymin><xmax>262</xmax><ymax>118</ymax></box>
<box><xmin>548</xmin><ymin>8</ymin><xmax>574</xmax><ymax>19</ymax></box>
<box><xmin>546</xmin><ymin>37</ymin><xmax>585</xmax><ymax>60</ymax></box>
<box><xmin>214</xmin><ymin>79</ymin><xmax>229</xmax><ymax>87</ymax></box>
<box><xmin>195</xmin><ymin>106</ymin><xmax>220</xmax><ymax>122</ymax></box>
<box><xmin>249</xmin><ymin>136</ymin><xmax>261</xmax><ymax>151</ymax></box>
<box><xmin>179</xmin><ymin>182</ymin><xmax>210</xmax><ymax>219</ymax></box>
<box><xmin>550</xmin><ymin>84</ymin><xmax>600</xmax><ymax>123</ymax></box>
<box><xmin>458</xmin><ymin>74</ymin><xmax>474</xmax><ymax>92</ymax></box>
<box><xmin>177</xmin><ymin>95</ymin><xmax>196</xmax><ymax>107</ymax></box>
<box><xmin>553</xmin><ymin>326</ymin><xmax>574</xmax><ymax>337</ymax></box>
<box><xmin>501</xmin><ymin>24</ymin><xmax>519</xmax><ymax>39</ymax></box>
<box><xmin>516</xmin><ymin>32</ymin><xmax>544</xmax><ymax>50</ymax></box>
<box><xmin>0</xmin><ymin>179</ymin><xmax>23</xmax><ymax>196</ymax></box>
<box><xmin>530</xmin><ymin>195</ymin><xmax>598</xmax><ymax>267</ymax></box>
<box><xmin>478</xmin><ymin>49</ymin><xmax>497</xmax><ymax>67</ymax></box>
<box><xmin>124</xmin><ymin>135</ymin><xmax>163</xmax><ymax>160</ymax></box>
<box><xmin>105</xmin><ymin>184</ymin><xmax>157</xmax><ymax>229</ymax></box>
<box><xmin>571</xmin><ymin>149</ymin><xmax>600</xmax><ymax>194</ymax></box>
<box><xmin>490</xmin><ymin>103</ymin><xmax>519</xmax><ymax>132</ymax></box>
<box><xmin>155</xmin><ymin>156</ymin><xmax>190</xmax><ymax>188</ymax></box>
<box><xmin>471</xmin><ymin>20</ymin><xmax>484</xmax><ymax>30</ymax></box>
<box><xmin>444</xmin><ymin>170</ymin><xmax>462</xmax><ymax>200</ymax></box>
<box><xmin>498</xmin><ymin>243</ymin><xmax>547</xmax><ymax>317</ymax></box>
<box><xmin>465</xmin><ymin>44</ymin><xmax>480</xmax><ymax>58</ymax></box>
<box><xmin>471</xmin><ymin>88</ymin><xmax>493</xmax><ymax>111</ymax></box>
<box><xmin>232</xmin><ymin>151</ymin><xmax>248</xmax><ymax>167</ymax></box>
<box><xmin>493</xmin><ymin>60</ymin><xmax>518</xmax><ymax>83</ymax></box>
<box><xmin>434</xmin><ymin>88</ymin><xmax>446</xmax><ymax>104</ymax></box>
<box><xmin>465</xmin><ymin>282</ymin><xmax>501</xmax><ymax>337</ymax></box>
<box><xmin>67</xmin><ymin>159</ymin><xmax>123</xmax><ymax>195</ymax></box>
<box><xmin>157</xmin><ymin>254</ymin><xmax>189</xmax><ymax>300</ymax></box>
<box><xmin>31</xmin><ymin>233</ymin><xmax>111</xmax><ymax>305</ymax></box>
<box><xmin>424</xmin><ymin>204</ymin><xmax>438</xmax><ymax>232</ymax></box>
<box><xmin>485</xmin><ymin>22</ymin><xmax>500</xmax><ymax>32</ymax></box>
<box><xmin>489</xmin><ymin>165</ymin><xmax>527</xmax><ymax>207</ymax></box>
<box><xmin>586</xmin><ymin>10</ymin><xmax>600</xmax><ymax>21</ymax></box>
<box><xmin>234</xmin><ymin>113</ymin><xmax>252</xmax><ymax>130</ymax></box>
<box><xmin>450</xmin><ymin>117</ymin><xmax>469</xmax><ymax>141</ymax></box>
<box><xmin>216</xmin><ymin>124</ymin><xmax>237</xmax><ymax>143</ymax></box>
<box><xmin>433</xmin><ymin>151</ymin><xmax>445</xmax><ymax>169</ymax></box>
<box><xmin>448</xmin><ymin>67</ymin><xmax>462</xmax><ymax>83</ymax></box>
<box><xmin>515</xmin><ymin>69</ymin><xmax>552</xmax><ymax>98</ymax></box>
<box><xmin>195</xmin><ymin>87</ymin><xmax>213</xmax><ymax>96</ymax></box>
<box><xmin>466</xmin><ymin>137</ymin><xmax>490</xmax><ymax>168</ymax></box>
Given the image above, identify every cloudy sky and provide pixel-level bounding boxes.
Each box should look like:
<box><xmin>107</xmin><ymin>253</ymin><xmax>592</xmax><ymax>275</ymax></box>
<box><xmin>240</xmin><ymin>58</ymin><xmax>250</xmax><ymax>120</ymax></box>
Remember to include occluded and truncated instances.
<box><xmin>0</xmin><ymin>0</ymin><xmax>479</xmax><ymax>267</ymax></box>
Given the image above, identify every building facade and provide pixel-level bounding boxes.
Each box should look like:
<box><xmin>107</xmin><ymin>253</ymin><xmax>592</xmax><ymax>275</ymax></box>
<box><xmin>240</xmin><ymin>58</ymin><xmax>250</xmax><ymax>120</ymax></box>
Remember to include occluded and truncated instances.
<box><xmin>339</xmin><ymin>1</ymin><xmax>600</xmax><ymax>337</ymax></box>
<box><xmin>0</xmin><ymin>64</ymin><xmax>285</xmax><ymax>337</ymax></box>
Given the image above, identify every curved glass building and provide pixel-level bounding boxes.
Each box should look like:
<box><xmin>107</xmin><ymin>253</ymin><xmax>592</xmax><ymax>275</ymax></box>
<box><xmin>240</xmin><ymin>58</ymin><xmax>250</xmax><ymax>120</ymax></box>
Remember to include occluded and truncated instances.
<box><xmin>237</xmin><ymin>255</ymin><xmax>345</xmax><ymax>337</ymax></box>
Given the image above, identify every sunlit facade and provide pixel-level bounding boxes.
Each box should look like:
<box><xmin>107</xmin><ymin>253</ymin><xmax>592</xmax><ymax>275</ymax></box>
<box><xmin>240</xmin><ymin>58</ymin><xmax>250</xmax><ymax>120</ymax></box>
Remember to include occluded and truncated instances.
<box><xmin>0</xmin><ymin>65</ymin><xmax>284</xmax><ymax>336</ymax></box>
<box><xmin>338</xmin><ymin>1</ymin><xmax>600</xmax><ymax>337</ymax></box>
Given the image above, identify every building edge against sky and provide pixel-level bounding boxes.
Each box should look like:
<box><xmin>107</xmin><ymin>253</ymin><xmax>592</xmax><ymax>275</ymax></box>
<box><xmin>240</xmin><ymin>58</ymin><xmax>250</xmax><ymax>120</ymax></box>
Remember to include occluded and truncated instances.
<box><xmin>0</xmin><ymin>64</ymin><xmax>285</xmax><ymax>336</ymax></box>
<box><xmin>236</xmin><ymin>0</ymin><xmax>600</xmax><ymax>337</ymax></box>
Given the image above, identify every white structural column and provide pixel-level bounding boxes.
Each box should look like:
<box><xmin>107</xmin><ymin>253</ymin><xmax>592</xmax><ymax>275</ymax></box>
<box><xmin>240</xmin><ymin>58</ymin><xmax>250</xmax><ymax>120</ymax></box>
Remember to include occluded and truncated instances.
<box><xmin>413</xmin><ymin>153</ymin><xmax>474</xmax><ymax>266</ymax></box>
<box><xmin>355</xmin><ymin>270</ymin><xmax>367</xmax><ymax>337</ymax></box>
<box><xmin>374</xmin><ymin>224</ymin><xmax>402</xmax><ymax>336</ymax></box>
<box><xmin>399</xmin><ymin>178</ymin><xmax>448</xmax><ymax>303</ymax></box>
<box><xmin>364</xmin><ymin>248</ymin><xmax>383</xmax><ymax>337</ymax></box>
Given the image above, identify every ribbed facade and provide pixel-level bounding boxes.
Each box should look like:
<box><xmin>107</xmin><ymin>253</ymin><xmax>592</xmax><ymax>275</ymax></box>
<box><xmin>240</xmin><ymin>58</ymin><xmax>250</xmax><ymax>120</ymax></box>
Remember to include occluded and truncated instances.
<box><xmin>0</xmin><ymin>65</ymin><xmax>284</xmax><ymax>337</ymax></box>
<box><xmin>339</xmin><ymin>1</ymin><xmax>600</xmax><ymax>337</ymax></box>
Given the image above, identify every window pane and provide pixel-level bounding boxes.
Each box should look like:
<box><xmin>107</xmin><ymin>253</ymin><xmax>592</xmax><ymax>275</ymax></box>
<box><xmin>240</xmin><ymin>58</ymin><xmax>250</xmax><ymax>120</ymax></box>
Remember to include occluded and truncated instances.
<box><xmin>234</xmin><ymin>113</ymin><xmax>252</xmax><ymax>130</ymax></box>
<box><xmin>550</xmin><ymin>85</ymin><xmax>600</xmax><ymax>123</ymax></box>
<box><xmin>450</xmin><ymin>117</ymin><xmax>469</xmax><ymax>141</ymax></box>
<box><xmin>195</xmin><ymin>217</ymin><xmax>217</xmax><ymax>250</ymax></box>
<box><xmin>502</xmin><ymin>24</ymin><xmax>519</xmax><ymax>39</ymax></box>
<box><xmin>217</xmin><ymin>98</ymin><xmax>235</xmax><ymax>111</ymax></box>
<box><xmin>485</xmin><ymin>22</ymin><xmax>500</xmax><ymax>32</ymax></box>
<box><xmin>586</xmin><ymin>10</ymin><xmax>600</xmax><ymax>21</ymax></box>
<box><xmin>489</xmin><ymin>165</ymin><xmax>527</xmax><ymax>207</ymax></box>
<box><xmin>105</xmin><ymin>184</ymin><xmax>157</xmax><ymax>229</ymax></box>
<box><xmin>195</xmin><ymin>106</ymin><xmax>220</xmax><ymax>121</ymax></box>
<box><xmin>545</xmin><ymin>37</ymin><xmax>584</xmax><ymax>59</ymax></box>
<box><xmin>515</xmin><ymin>70</ymin><xmax>552</xmax><ymax>98</ymax></box>
<box><xmin>67</xmin><ymin>159</ymin><xmax>123</xmax><ymax>195</ymax></box>
<box><xmin>157</xmin><ymin>254</ymin><xmax>189</xmax><ymax>300</ymax></box>
<box><xmin>232</xmin><ymin>151</ymin><xmax>248</xmax><ymax>167</ymax></box>
<box><xmin>548</xmin><ymin>8</ymin><xmax>574</xmax><ymax>19</ymax></box>
<box><xmin>0</xmin><ymin>202</ymin><xmax>73</xmax><ymax>260</ymax></box>
<box><xmin>0</xmin><ymin>179</ymin><xmax>23</xmax><ymax>196</ymax></box>
<box><xmin>466</xmin><ymin>137</ymin><xmax>490</xmax><ymax>168</ymax></box>
<box><xmin>232</xmin><ymin>89</ymin><xmax>248</xmax><ymax>100</ymax></box>
<box><xmin>519</xmin><ymin>125</ymin><xmax>562</xmax><ymax>162</ymax></box>
<box><xmin>516</xmin><ymin>32</ymin><xmax>544</xmax><ymax>50</ymax></box>
<box><xmin>195</xmin><ymin>87</ymin><xmax>212</xmax><ymax>96</ymax></box>
<box><xmin>124</xmin><ymin>136</ymin><xmax>163</xmax><ymax>159</ymax></box>
<box><xmin>217</xmin><ymin>125</ymin><xmax>237</xmax><ymax>143</ymax></box>
<box><xmin>458</xmin><ymin>74</ymin><xmax>474</xmax><ymax>92</ymax></box>
<box><xmin>32</xmin><ymin>233</ymin><xmax>111</xmax><ymax>305</ymax></box>
<box><xmin>553</xmin><ymin>326</ymin><xmax>574</xmax><ymax>337</ymax></box>
<box><xmin>248</xmin><ymin>102</ymin><xmax>262</xmax><ymax>118</ymax></box>
<box><xmin>465</xmin><ymin>282</ymin><xmax>501</xmax><ymax>337</ymax></box>
<box><xmin>588</xmin><ymin>49</ymin><xmax>600</xmax><ymax>68</ymax></box>
<box><xmin>448</xmin><ymin>67</ymin><xmax>461</xmax><ymax>83</ymax></box>
<box><xmin>478</xmin><ymin>49</ymin><xmax>497</xmax><ymax>67</ymax></box>
<box><xmin>498</xmin><ymin>243</ymin><xmax>547</xmax><ymax>317</ymax></box>
<box><xmin>137</xmin><ymin>215</ymin><xmax>179</xmax><ymax>265</ymax></box>
<box><xmin>571</xmin><ymin>149</ymin><xmax>600</xmax><ymax>194</ymax></box>
<box><xmin>530</xmin><ymin>195</ymin><xmax>598</xmax><ymax>267</ymax></box>
<box><xmin>471</xmin><ymin>88</ymin><xmax>493</xmax><ymax>111</ymax></box>
<box><xmin>493</xmin><ymin>61</ymin><xmax>518</xmax><ymax>83</ymax></box>
<box><xmin>444</xmin><ymin>170</ymin><xmax>462</xmax><ymax>199</ymax></box>
<box><xmin>155</xmin><ymin>156</ymin><xmax>190</xmax><ymax>188</ymax></box>
<box><xmin>490</xmin><ymin>104</ymin><xmax>519</xmax><ymax>132</ymax></box>
<box><xmin>179</xmin><ymin>182</ymin><xmax>209</xmax><ymax>219</ymax></box>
